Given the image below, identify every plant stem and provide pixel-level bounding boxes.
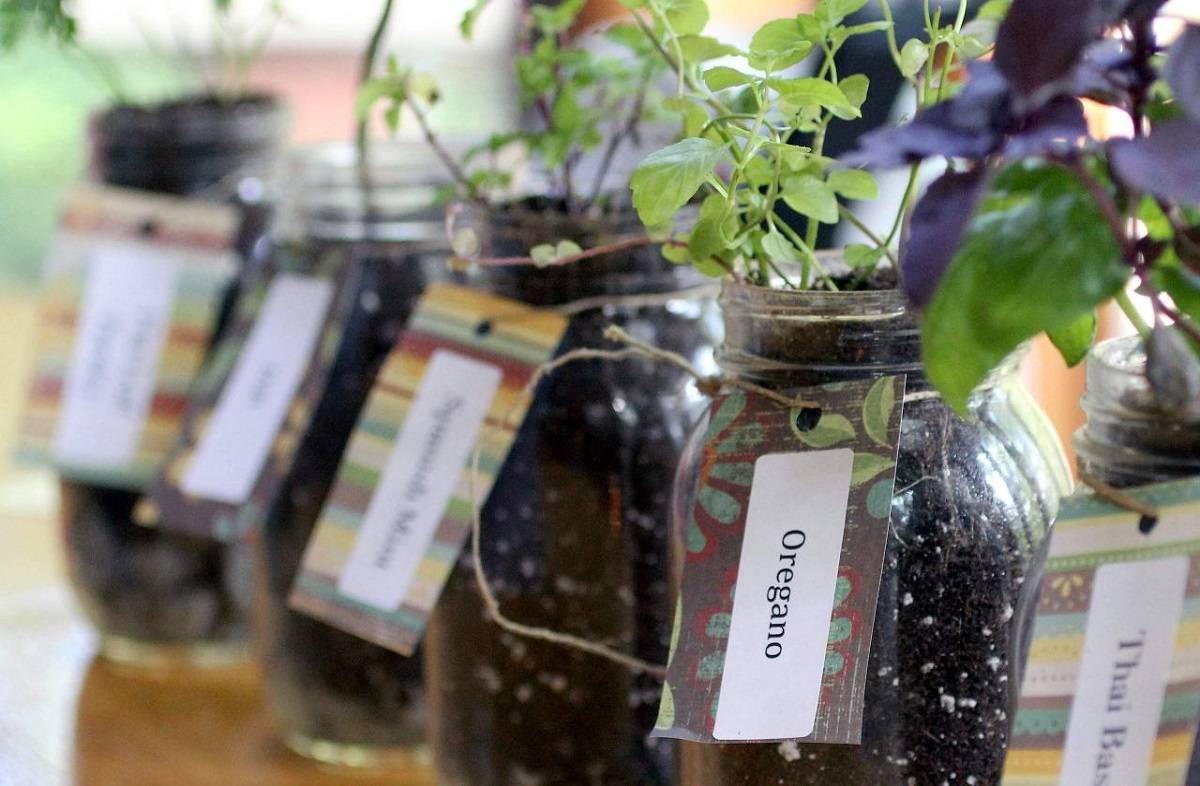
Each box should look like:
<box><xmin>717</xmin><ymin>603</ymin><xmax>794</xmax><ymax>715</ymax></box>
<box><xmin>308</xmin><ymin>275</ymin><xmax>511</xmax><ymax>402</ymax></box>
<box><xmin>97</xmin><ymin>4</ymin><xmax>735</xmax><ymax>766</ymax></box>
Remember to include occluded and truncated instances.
<box><xmin>407</xmin><ymin>94</ymin><xmax>482</xmax><ymax>200</ymax></box>
<box><xmin>472</xmin><ymin>235</ymin><xmax>677</xmax><ymax>267</ymax></box>
<box><xmin>839</xmin><ymin>205</ymin><xmax>899</xmax><ymax>265</ymax></box>
<box><xmin>357</xmin><ymin>0</ymin><xmax>396</xmax><ymax>154</ymax></box>
<box><xmin>1116</xmin><ymin>289</ymin><xmax>1152</xmax><ymax>338</ymax></box>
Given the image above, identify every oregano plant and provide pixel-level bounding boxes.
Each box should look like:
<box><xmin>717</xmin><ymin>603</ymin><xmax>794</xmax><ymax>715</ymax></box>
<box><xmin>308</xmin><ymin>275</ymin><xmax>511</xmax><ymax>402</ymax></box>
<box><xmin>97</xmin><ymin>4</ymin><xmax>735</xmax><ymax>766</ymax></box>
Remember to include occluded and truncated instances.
<box><xmin>620</xmin><ymin>0</ymin><xmax>991</xmax><ymax>289</ymax></box>
<box><xmin>850</xmin><ymin>0</ymin><xmax>1200</xmax><ymax>413</ymax></box>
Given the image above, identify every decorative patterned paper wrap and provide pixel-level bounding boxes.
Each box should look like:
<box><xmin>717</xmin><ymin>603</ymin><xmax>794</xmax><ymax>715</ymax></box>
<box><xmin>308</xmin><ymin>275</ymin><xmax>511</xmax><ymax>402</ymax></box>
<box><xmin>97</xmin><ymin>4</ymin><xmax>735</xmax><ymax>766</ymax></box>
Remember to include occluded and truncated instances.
<box><xmin>146</xmin><ymin>247</ymin><xmax>356</xmax><ymax>541</ymax></box>
<box><xmin>16</xmin><ymin>184</ymin><xmax>239</xmax><ymax>489</ymax></box>
<box><xmin>288</xmin><ymin>282</ymin><xmax>569</xmax><ymax>655</ymax></box>
<box><xmin>1002</xmin><ymin>477</ymin><xmax>1200</xmax><ymax>786</ymax></box>
<box><xmin>653</xmin><ymin>376</ymin><xmax>906</xmax><ymax>745</ymax></box>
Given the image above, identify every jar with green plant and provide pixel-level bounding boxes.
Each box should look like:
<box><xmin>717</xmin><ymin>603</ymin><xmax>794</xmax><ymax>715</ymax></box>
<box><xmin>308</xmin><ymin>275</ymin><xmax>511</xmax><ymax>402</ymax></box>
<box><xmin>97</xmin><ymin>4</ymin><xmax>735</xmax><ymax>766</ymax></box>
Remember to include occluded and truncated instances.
<box><xmin>10</xmin><ymin>0</ymin><xmax>290</xmax><ymax>668</ymax></box>
<box><xmin>604</xmin><ymin>1</ymin><xmax>1074</xmax><ymax>783</ymax></box>
<box><xmin>360</xmin><ymin>3</ymin><xmax>721</xmax><ymax>783</ymax></box>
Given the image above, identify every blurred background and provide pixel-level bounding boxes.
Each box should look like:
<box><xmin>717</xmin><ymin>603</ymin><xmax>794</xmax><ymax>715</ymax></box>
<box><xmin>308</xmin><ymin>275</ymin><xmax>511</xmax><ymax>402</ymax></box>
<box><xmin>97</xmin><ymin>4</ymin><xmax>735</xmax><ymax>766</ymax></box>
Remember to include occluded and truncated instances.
<box><xmin>0</xmin><ymin>1</ymin><xmax>1186</xmax><ymax>780</ymax></box>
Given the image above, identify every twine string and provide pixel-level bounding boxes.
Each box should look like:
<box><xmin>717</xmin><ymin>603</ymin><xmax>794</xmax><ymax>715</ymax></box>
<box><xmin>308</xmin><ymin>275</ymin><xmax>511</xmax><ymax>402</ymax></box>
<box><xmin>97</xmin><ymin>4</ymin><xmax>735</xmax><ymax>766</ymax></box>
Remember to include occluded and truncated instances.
<box><xmin>1078</xmin><ymin>470</ymin><xmax>1161</xmax><ymax>524</ymax></box>
<box><xmin>467</xmin><ymin>324</ymin><xmax>820</xmax><ymax>678</ymax></box>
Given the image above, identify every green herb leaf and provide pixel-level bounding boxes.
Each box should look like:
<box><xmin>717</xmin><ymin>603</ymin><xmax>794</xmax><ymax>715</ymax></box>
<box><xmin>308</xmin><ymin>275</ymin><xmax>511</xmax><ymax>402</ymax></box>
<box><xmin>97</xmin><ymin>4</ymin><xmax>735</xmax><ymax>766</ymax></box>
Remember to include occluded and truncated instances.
<box><xmin>531</xmin><ymin>244</ymin><xmax>557</xmax><ymax>267</ymax></box>
<box><xmin>761</xmin><ymin>232</ymin><xmax>804</xmax><ymax>265</ymax></box>
<box><xmin>631</xmin><ymin>138</ymin><xmax>725</xmax><ymax>226</ymax></box>
<box><xmin>459</xmin><ymin>0</ymin><xmax>492</xmax><ymax>39</ymax></box>
<box><xmin>678</xmin><ymin>34</ymin><xmax>742</xmax><ymax>61</ymax></box>
<box><xmin>816</xmin><ymin>0</ymin><xmax>869</xmax><ymax>26</ymax></box>
<box><xmin>922</xmin><ymin>165</ymin><xmax>1129</xmax><ymax>412</ymax></box>
<box><xmin>900</xmin><ymin>39</ymin><xmax>930</xmax><ymax>78</ymax></box>
<box><xmin>1046</xmin><ymin>311</ymin><xmax>1098</xmax><ymax>367</ymax></box>
<box><xmin>748</xmin><ymin>18</ymin><xmax>815</xmax><ymax>71</ymax></box>
<box><xmin>689</xmin><ymin>194</ymin><xmax>737</xmax><ymax>262</ymax></box>
<box><xmin>782</xmin><ymin>174</ymin><xmax>839</xmax><ymax>224</ymax></box>
<box><xmin>704</xmin><ymin>66</ymin><xmax>754</xmax><ymax>91</ymax></box>
<box><xmin>829</xmin><ymin>73</ymin><xmax>870</xmax><ymax>120</ymax></box>
<box><xmin>844</xmin><ymin>243</ymin><xmax>885</xmax><ymax>268</ymax></box>
<box><xmin>663</xmin><ymin>0</ymin><xmax>709</xmax><ymax>36</ymax></box>
<box><xmin>770</xmin><ymin>77</ymin><xmax>855</xmax><ymax>113</ymax></box>
<box><xmin>828</xmin><ymin>169</ymin><xmax>878</xmax><ymax>200</ymax></box>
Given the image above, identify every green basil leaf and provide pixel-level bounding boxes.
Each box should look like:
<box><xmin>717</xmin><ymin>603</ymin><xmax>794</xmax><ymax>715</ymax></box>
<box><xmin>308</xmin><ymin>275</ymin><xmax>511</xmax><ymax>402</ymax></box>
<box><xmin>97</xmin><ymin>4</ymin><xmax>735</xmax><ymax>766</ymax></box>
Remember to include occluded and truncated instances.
<box><xmin>1046</xmin><ymin>311</ymin><xmax>1098</xmax><ymax>367</ymax></box>
<box><xmin>922</xmin><ymin>164</ymin><xmax>1129</xmax><ymax>412</ymax></box>
<box><xmin>704</xmin><ymin>66</ymin><xmax>754</xmax><ymax>92</ymax></box>
<box><xmin>678</xmin><ymin>34</ymin><xmax>742</xmax><ymax>61</ymax></box>
<box><xmin>748</xmin><ymin>18</ymin><xmax>815</xmax><ymax>71</ymax></box>
<box><xmin>770</xmin><ymin>77</ymin><xmax>855</xmax><ymax>113</ymax></box>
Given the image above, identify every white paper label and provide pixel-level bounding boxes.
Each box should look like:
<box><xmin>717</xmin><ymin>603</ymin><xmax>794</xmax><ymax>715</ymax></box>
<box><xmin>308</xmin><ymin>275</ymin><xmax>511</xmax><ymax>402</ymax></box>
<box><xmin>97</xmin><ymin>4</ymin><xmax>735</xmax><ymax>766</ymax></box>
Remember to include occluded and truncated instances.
<box><xmin>179</xmin><ymin>274</ymin><xmax>334</xmax><ymax>504</ymax></box>
<box><xmin>53</xmin><ymin>245</ymin><xmax>179</xmax><ymax>468</ymax></box>
<box><xmin>1059</xmin><ymin>556</ymin><xmax>1189</xmax><ymax>786</ymax></box>
<box><xmin>337</xmin><ymin>349</ymin><xmax>503</xmax><ymax>610</ymax></box>
<box><xmin>713</xmin><ymin>449</ymin><xmax>855</xmax><ymax>741</ymax></box>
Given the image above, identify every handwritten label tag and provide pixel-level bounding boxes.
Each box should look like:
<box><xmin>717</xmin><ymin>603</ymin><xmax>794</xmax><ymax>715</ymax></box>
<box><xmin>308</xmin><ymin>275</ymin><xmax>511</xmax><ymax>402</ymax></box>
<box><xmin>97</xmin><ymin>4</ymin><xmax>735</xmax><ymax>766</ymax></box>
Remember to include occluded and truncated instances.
<box><xmin>149</xmin><ymin>247</ymin><xmax>355</xmax><ymax>541</ymax></box>
<box><xmin>1002</xmin><ymin>477</ymin><xmax>1200</xmax><ymax>786</ymax></box>
<box><xmin>653</xmin><ymin>376</ymin><xmax>905</xmax><ymax>745</ymax></box>
<box><xmin>289</xmin><ymin>282</ymin><xmax>569</xmax><ymax>655</ymax></box>
<box><xmin>179</xmin><ymin>274</ymin><xmax>334</xmax><ymax>504</ymax></box>
<box><xmin>17</xmin><ymin>184</ymin><xmax>239</xmax><ymax>489</ymax></box>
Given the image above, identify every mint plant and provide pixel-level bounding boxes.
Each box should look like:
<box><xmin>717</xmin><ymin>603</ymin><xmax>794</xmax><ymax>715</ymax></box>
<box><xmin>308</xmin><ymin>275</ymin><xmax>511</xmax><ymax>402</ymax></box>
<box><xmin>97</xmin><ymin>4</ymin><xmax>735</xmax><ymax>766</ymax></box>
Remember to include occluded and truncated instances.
<box><xmin>621</xmin><ymin>0</ymin><xmax>990</xmax><ymax>289</ymax></box>
<box><xmin>850</xmin><ymin>0</ymin><xmax>1200</xmax><ymax>411</ymax></box>
<box><xmin>360</xmin><ymin>0</ymin><xmax>668</xmax><ymax>216</ymax></box>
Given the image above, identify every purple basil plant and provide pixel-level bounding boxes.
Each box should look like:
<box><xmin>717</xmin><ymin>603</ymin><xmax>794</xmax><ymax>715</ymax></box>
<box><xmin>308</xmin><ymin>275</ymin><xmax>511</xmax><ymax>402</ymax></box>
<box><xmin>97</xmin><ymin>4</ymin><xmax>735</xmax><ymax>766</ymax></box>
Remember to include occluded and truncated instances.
<box><xmin>850</xmin><ymin>0</ymin><xmax>1200</xmax><ymax>413</ymax></box>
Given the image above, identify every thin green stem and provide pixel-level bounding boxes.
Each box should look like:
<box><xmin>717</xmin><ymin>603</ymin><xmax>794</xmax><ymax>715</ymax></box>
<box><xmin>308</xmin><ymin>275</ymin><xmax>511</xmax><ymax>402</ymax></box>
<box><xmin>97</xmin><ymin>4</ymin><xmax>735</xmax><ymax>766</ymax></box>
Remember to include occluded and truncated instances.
<box><xmin>357</xmin><ymin>0</ymin><xmax>396</xmax><ymax>153</ymax></box>
<box><xmin>1116</xmin><ymin>289</ymin><xmax>1152</xmax><ymax>338</ymax></box>
<box><xmin>839</xmin><ymin>205</ymin><xmax>899</xmax><ymax>266</ymax></box>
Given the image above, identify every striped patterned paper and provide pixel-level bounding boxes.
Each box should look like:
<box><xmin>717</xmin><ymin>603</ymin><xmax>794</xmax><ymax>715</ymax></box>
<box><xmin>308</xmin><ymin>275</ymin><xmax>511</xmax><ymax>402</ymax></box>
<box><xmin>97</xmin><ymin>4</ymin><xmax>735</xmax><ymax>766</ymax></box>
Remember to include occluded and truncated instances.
<box><xmin>1002</xmin><ymin>477</ymin><xmax>1200</xmax><ymax>786</ymax></box>
<box><xmin>289</xmin><ymin>281</ymin><xmax>568</xmax><ymax>655</ymax></box>
<box><xmin>15</xmin><ymin>184</ymin><xmax>239</xmax><ymax>489</ymax></box>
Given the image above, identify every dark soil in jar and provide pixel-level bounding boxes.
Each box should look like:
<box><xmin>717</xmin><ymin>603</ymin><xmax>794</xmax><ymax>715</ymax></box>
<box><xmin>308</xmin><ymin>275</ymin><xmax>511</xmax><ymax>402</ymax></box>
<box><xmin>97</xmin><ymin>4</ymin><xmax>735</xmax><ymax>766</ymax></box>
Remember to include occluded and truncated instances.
<box><xmin>423</xmin><ymin>215</ymin><xmax>715</xmax><ymax>786</ymax></box>
<box><xmin>253</xmin><ymin>245</ymin><xmax>431</xmax><ymax>751</ymax></box>
<box><xmin>91</xmin><ymin>93</ymin><xmax>287</xmax><ymax>197</ymax></box>
<box><xmin>678</xmin><ymin>288</ymin><xmax>1063</xmax><ymax>786</ymax></box>
<box><xmin>62</xmin><ymin>482</ymin><xmax>250</xmax><ymax>648</ymax></box>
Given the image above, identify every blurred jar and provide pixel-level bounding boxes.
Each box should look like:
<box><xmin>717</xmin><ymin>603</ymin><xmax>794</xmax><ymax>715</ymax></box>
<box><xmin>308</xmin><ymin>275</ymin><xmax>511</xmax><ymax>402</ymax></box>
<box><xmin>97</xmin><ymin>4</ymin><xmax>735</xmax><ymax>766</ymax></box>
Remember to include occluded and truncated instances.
<box><xmin>423</xmin><ymin>200</ymin><xmax>718</xmax><ymax>786</ymax></box>
<box><xmin>252</xmin><ymin>142</ymin><xmax>446</xmax><ymax>770</ymax></box>
<box><xmin>673</xmin><ymin>276</ymin><xmax>1071</xmax><ymax>786</ymax></box>
<box><xmin>1073</xmin><ymin>334</ymin><xmax>1200</xmax><ymax>785</ymax></box>
<box><xmin>61</xmin><ymin>94</ymin><xmax>288</xmax><ymax>668</ymax></box>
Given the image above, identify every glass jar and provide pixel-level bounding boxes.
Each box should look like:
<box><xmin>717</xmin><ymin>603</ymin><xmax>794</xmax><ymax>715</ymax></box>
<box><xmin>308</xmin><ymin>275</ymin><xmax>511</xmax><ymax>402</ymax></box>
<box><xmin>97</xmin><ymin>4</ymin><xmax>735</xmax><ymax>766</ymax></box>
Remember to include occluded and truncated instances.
<box><xmin>422</xmin><ymin>202</ymin><xmax>718</xmax><ymax>786</ymax></box>
<box><xmin>1073</xmin><ymin>334</ymin><xmax>1200</xmax><ymax>785</ymax></box>
<box><xmin>674</xmin><ymin>279</ymin><xmax>1071</xmax><ymax>786</ymax></box>
<box><xmin>252</xmin><ymin>143</ymin><xmax>445</xmax><ymax>770</ymax></box>
<box><xmin>60</xmin><ymin>96</ymin><xmax>288</xmax><ymax>668</ymax></box>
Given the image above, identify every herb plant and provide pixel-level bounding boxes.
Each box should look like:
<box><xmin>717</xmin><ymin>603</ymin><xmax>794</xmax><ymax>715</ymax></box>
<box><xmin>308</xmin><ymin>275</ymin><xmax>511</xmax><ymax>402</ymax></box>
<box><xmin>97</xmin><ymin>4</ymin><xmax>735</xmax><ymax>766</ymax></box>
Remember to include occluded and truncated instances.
<box><xmin>619</xmin><ymin>0</ymin><xmax>994</xmax><ymax>290</ymax></box>
<box><xmin>360</xmin><ymin>0</ymin><xmax>668</xmax><ymax>217</ymax></box>
<box><xmin>850</xmin><ymin>0</ymin><xmax>1200</xmax><ymax>412</ymax></box>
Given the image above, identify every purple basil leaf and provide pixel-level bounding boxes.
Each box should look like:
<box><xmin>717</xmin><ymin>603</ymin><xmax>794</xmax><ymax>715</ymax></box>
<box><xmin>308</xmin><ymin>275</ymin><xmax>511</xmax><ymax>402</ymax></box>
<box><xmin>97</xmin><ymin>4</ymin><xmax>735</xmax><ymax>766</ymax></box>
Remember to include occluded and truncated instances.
<box><xmin>1005</xmin><ymin>97</ymin><xmax>1089</xmax><ymax>158</ymax></box>
<box><xmin>1068</xmin><ymin>38</ymin><xmax>1137</xmax><ymax>106</ymax></box>
<box><xmin>995</xmin><ymin>0</ymin><xmax>1102</xmax><ymax>98</ymax></box>
<box><xmin>1096</xmin><ymin>0</ymin><xmax>1168</xmax><ymax>24</ymax></box>
<box><xmin>900</xmin><ymin>168</ymin><xmax>989</xmax><ymax>307</ymax></box>
<box><xmin>1166</xmin><ymin>25</ymin><xmax>1200</xmax><ymax>125</ymax></box>
<box><xmin>1109</xmin><ymin>119</ymin><xmax>1200</xmax><ymax>204</ymax></box>
<box><xmin>845</xmin><ymin>65</ymin><xmax>1012</xmax><ymax>168</ymax></box>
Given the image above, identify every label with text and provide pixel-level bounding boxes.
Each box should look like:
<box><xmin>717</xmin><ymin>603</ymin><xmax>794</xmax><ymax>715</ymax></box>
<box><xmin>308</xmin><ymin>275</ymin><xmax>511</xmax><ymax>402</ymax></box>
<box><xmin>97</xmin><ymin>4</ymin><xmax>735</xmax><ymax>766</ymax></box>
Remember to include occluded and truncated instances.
<box><xmin>714</xmin><ymin>450</ymin><xmax>855</xmax><ymax>741</ymax></box>
<box><xmin>288</xmin><ymin>282</ymin><xmax>569</xmax><ymax>655</ymax></box>
<box><xmin>337</xmin><ymin>350</ymin><xmax>502</xmax><ymax>609</ymax></box>
<box><xmin>54</xmin><ymin>245</ymin><xmax>179</xmax><ymax>468</ymax></box>
<box><xmin>653</xmin><ymin>375</ymin><xmax>905</xmax><ymax>745</ymax></box>
<box><xmin>180</xmin><ymin>274</ymin><xmax>334</xmax><ymax>504</ymax></box>
<box><xmin>1002</xmin><ymin>477</ymin><xmax>1200</xmax><ymax>786</ymax></box>
<box><xmin>17</xmin><ymin>184</ymin><xmax>239</xmax><ymax>489</ymax></box>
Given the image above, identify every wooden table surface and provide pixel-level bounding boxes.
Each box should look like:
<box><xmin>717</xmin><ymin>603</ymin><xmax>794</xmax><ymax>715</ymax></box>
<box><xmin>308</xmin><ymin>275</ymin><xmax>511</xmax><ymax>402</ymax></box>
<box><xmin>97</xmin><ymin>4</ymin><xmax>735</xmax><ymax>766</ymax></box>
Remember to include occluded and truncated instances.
<box><xmin>0</xmin><ymin>470</ymin><xmax>437</xmax><ymax>786</ymax></box>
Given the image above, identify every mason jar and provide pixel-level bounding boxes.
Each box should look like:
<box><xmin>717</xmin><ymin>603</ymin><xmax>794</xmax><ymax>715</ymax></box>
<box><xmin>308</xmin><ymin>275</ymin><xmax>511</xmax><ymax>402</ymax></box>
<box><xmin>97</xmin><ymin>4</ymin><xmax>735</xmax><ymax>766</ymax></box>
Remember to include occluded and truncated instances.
<box><xmin>674</xmin><ymin>277</ymin><xmax>1071</xmax><ymax>785</ymax></box>
<box><xmin>422</xmin><ymin>201</ymin><xmax>718</xmax><ymax>786</ymax></box>
<box><xmin>251</xmin><ymin>142</ymin><xmax>445</xmax><ymax>771</ymax></box>
<box><xmin>1073</xmin><ymin>334</ymin><xmax>1200</xmax><ymax>785</ymax></box>
<box><xmin>60</xmin><ymin>96</ymin><xmax>288</xmax><ymax>668</ymax></box>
